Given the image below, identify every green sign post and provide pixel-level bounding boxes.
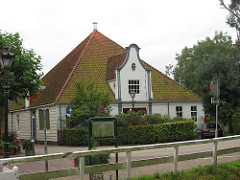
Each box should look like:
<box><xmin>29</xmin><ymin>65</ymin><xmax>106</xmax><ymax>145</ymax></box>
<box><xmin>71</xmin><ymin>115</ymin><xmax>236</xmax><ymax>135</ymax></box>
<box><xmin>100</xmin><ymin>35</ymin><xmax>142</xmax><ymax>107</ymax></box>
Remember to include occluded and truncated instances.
<box><xmin>88</xmin><ymin>117</ymin><xmax>118</xmax><ymax>179</ymax></box>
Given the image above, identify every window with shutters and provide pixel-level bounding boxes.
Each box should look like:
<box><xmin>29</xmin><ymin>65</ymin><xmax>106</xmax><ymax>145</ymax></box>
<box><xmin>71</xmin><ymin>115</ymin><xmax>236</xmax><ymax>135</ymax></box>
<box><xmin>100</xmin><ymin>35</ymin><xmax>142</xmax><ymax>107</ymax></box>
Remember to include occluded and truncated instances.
<box><xmin>39</xmin><ymin>109</ymin><xmax>50</xmax><ymax>130</ymax></box>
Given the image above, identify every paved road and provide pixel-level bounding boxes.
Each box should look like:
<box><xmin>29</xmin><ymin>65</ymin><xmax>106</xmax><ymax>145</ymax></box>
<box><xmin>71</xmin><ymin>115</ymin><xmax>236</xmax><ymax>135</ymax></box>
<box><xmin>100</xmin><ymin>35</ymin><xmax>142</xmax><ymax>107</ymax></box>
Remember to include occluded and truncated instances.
<box><xmin>1</xmin><ymin>139</ymin><xmax>240</xmax><ymax>179</ymax></box>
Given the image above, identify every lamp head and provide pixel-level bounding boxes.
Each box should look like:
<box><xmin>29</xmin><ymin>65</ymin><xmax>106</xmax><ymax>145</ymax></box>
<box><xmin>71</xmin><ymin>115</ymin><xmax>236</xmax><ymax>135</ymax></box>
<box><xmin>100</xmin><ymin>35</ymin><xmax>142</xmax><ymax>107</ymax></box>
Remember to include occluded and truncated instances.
<box><xmin>129</xmin><ymin>90</ymin><xmax>136</xmax><ymax>99</ymax></box>
<box><xmin>0</xmin><ymin>46</ymin><xmax>15</xmax><ymax>69</ymax></box>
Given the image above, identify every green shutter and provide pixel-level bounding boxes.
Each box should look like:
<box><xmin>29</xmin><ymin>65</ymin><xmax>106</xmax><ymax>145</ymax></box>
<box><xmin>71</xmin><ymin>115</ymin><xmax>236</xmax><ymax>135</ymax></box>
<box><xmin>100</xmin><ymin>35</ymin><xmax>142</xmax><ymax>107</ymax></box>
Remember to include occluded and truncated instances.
<box><xmin>39</xmin><ymin>109</ymin><xmax>44</xmax><ymax>130</ymax></box>
<box><xmin>46</xmin><ymin>109</ymin><xmax>50</xmax><ymax>129</ymax></box>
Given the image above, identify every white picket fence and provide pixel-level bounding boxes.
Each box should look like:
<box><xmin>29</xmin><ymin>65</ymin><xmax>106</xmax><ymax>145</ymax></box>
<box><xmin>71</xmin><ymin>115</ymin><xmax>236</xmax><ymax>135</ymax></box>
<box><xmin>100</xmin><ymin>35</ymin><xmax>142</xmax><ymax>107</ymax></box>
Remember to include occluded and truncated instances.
<box><xmin>0</xmin><ymin>135</ymin><xmax>240</xmax><ymax>180</ymax></box>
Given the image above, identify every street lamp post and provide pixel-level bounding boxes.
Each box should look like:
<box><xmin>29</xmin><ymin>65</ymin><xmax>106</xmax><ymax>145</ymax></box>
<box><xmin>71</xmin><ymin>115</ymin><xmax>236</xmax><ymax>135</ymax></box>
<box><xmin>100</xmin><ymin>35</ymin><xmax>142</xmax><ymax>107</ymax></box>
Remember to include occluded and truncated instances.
<box><xmin>0</xmin><ymin>46</ymin><xmax>15</xmax><ymax>158</ymax></box>
<box><xmin>129</xmin><ymin>91</ymin><xmax>136</xmax><ymax>111</ymax></box>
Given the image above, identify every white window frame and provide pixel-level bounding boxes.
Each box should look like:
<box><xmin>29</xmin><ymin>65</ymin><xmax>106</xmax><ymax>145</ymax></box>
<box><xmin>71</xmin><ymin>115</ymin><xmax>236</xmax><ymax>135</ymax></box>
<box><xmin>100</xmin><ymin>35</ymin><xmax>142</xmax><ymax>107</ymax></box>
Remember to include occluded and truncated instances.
<box><xmin>191</xmin><ymin>106</ymin><xmax>198</xmax><ymax>122</ymax></box>
<box><xmin>128</xmin><ymin>80</ymin><xmax>140</xmax><ymax>94</ymax></box>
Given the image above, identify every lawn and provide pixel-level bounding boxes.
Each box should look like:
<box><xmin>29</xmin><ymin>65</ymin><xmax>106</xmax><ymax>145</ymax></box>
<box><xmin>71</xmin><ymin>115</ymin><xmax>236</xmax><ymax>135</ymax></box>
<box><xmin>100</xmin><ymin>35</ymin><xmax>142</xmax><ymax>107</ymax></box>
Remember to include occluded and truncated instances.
<box><xmin>130</xmin><ymin>160</ymin><xmax>240</xmax><ymax>180</ymax></box>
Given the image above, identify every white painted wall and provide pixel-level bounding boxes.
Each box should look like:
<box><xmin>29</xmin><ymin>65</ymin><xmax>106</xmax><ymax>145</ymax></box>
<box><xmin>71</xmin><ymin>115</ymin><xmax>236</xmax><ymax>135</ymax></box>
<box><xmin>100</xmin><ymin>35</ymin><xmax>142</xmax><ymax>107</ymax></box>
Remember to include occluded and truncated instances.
<box><xmin>110</xmin><ymin>103</ymin><xmax>118</xmax><ymax>115</ymax></box>
<box><xmin>152</xmin><ymin>101</ymin><xmax>204</xmax><ymax>127</ymax></box>
<box><xmin>9</xmin><ymin>110</ymin><xmax>31</xmax><ymax>140</ymax></box>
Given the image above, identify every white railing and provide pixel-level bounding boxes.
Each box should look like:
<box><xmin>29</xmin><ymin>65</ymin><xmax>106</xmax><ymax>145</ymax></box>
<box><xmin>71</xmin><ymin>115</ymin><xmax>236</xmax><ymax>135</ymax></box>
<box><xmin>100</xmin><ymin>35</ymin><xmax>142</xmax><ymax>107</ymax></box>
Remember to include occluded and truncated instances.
<box><xmin>0</xmin><ymin>135</ymin><xmax>240</xmax><ymax>180</ymax></box>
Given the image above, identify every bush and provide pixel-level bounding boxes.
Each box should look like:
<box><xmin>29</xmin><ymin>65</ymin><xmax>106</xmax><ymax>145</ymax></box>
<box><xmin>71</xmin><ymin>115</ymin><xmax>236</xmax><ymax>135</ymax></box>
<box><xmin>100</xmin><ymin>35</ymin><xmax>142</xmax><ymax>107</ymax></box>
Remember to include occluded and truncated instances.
<box><xmin>63</xmin><ymin>120</ymin><xmax>196</xmax><ymax>146</ymax></box>
<box><xmin>22</xmin><ymin>140</ymin><xmax>34</xmax><ymax>150</ymax></box>
<box><xmin>118</xmin><ymin>120</ymin><xmax>195</xmax><ymax>145</ymax></box>
<box><xmin>85</xmin><ymin>153</ymin><xmax>110</xmax><ymax>165</ymax></box>
<box><xmin>143</xmin><ymin>113</ymin><xmax>173</xmax><ymax>124</ymax></box>
<box><xmin>62</xmin><ymin>128</ymin><xmax>88</xmax><ymax>146</ymax></box>
<box><xmin>115</xmin><ymin>110</ymin><xmax>145</xmax><ymax>127</ymax></box>
<box><xmin>232</xmin><ymin>110</ymin><xmax>240</xmax><ymax>134</ymax></box>
<box><xmin>2</xmin><ymin>131</ymin><xmax>18</xmax><ymax>142</ymax></box>
<box><xmin>0</xmin><ymin>140</ymin><xmax>4</xmax><ymax>148</ymax></box>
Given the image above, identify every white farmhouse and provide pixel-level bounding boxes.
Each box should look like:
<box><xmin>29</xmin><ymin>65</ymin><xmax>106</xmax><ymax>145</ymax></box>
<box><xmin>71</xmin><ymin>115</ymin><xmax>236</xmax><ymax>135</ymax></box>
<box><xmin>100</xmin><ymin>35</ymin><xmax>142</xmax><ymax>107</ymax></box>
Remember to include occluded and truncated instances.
<box><xmin>9</xmin><ymin>26</ymin><xmax>204</xmax><ymax>144</ymax></box>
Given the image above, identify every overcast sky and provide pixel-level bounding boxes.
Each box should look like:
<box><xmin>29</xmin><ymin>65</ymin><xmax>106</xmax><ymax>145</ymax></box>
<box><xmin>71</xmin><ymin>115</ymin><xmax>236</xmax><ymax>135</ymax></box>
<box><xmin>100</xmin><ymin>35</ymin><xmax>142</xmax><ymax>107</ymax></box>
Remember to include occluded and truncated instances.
<box><xmin>0</xmin><ymin>0</ymin><xmax>236</xmax><ymax>76</ymax></box>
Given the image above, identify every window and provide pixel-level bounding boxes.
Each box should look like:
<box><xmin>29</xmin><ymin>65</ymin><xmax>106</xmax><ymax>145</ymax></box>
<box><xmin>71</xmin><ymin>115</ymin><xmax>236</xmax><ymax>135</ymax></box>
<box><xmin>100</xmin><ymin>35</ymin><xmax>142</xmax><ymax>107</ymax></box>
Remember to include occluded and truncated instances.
<box><xmin>128</xmin><ymin>80</ymin><xmax>140</xmax><ymax>94</ymax></box>
<box><xmin>39</xmin><ymin>109</ymin><xmax>50</xmax><ymax>130</ymax></box>
<box><xmin>131</xmin><ymin>63</ymin><xmax>136</xmax><ymax>71</ymax></box>
<box><xmin>176</xmin><ymin>106</ymin><xmax>183</xmax><ymax>117</ymax></box>
<box><xmin>16</xmin><ymin>114</ymin><xmax>20</xmax><ymax>132</ymax></box>
<box><xmin>191</xmin><ymin>106</ymin><xmax>197</xmax><ymax>122</ymax></box>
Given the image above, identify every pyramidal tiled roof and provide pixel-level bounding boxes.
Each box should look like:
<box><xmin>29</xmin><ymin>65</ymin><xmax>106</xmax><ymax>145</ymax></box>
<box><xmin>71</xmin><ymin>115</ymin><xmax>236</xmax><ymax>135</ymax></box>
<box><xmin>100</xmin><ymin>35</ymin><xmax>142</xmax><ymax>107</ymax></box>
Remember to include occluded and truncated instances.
<box><xmin>29</xmin><ymin>29</ymin><xmax>200</xmax><ymax>107</ymax></box>
<box><xmin>30</xmin><ymin>30</ymin><xmax>125</xmax><ymax>106</ymax></box>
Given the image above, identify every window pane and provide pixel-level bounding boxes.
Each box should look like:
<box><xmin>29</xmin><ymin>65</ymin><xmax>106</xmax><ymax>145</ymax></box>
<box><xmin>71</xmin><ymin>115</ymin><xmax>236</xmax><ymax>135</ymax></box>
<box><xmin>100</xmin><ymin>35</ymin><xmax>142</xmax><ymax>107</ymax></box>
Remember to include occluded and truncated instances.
<box><xmin>176</xmin><ymin>106</ymin><xmax>183</xmax><ymax>117</ymax></box>
<box><xmin>191</xmin><ymin>106</ymin><xmax>197</xmax><ymax>111</ymax></box>
<box><xmin>128</xmin><ymin>80</ymin><xmax>140</xmax><ymax>94</ymax></box>
<box><xmin>131</xmin><ymin>63</ymin><xmax>136</xmax><ymax>70</ymax></box>
<box><xmin>191</xmin><ymin>106</ymin><xmax>197</xmax><ymax>122</ymax></box>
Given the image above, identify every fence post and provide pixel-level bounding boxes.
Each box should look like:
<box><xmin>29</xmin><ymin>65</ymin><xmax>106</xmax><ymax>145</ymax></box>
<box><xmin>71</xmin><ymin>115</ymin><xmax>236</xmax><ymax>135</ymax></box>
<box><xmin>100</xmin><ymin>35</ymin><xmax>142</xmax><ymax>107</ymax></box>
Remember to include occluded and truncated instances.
<box><xmin>126</xmin><ymin>151</ymin><xmax>131</xmax><ymax>180</ymax></box>
<box><xmin>212</xmin><ymin>140</ymin><xmax>218</xmax><ymax>172</ymax></box>
<box><xmin>173</xmin><ymin>145</ymin><xmax>179</xmax><ymax>175</ymax></box>
<box><xmin>79</xmin><ymin>157</ymin><xmax>85</xmax><ymax>180</ymax></box>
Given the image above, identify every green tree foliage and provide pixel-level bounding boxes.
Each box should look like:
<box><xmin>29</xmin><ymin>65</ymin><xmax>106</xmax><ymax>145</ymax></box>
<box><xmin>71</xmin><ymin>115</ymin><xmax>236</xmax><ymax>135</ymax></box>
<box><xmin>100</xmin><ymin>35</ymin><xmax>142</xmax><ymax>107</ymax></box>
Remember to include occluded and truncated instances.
<box><xmin>66</xmin><ymin>81</ymin><xmax>111</xmax><ymax>128</ymax></box>
<box><xmin>0</xmin><ymin>31</ymin><xmax>42</xmax><ymax>101</ymax></box>
<box><xmin>0</xmin><ymin>31</ymin><xmax>42</xmax><ymax>138</ymax></box>
<box><xmin>173</xmin><ymin>32</ymin><xmax>240</xmax><ymax>133</ymax></box>
<box><xmin>165</xmin><ymin>64</ymin><xmax>173</xmax><ymax>77</ymax></box>
<box><xmin>220</xmin><ymin>0</ymin><xmax>240</xmax><ymax>41</ymax></box>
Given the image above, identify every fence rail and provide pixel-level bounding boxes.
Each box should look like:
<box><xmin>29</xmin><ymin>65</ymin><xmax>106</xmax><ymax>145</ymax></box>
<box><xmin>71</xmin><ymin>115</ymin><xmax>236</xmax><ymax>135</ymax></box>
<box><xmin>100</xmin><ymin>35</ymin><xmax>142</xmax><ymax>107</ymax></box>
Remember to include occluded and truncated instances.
<box><xmin>1</xmin><ymin>135</ymin><xmax>240</xmax><ymax>180</ymax></box>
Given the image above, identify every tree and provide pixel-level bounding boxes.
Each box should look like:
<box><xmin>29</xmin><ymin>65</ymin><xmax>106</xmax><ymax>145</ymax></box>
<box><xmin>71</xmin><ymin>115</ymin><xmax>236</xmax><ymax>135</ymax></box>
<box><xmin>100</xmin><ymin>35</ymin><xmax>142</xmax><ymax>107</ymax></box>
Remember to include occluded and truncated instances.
<box><xmin>0</xmin><ymin>31</ymin><xmax>42</xmax><ymax>100</ymax></box>
<box><xmin>165</xmin><ymin>64</ymin><xmax>173</xmax><ymax>77</ymax></box>
<box><xmin>173</xmin><ymin>32</ymin><xmax>240</xmax><ymax>133</ymax></box>
<box><xmin>220</xmin><ymin>0</ymin><xmax>240</xmax><ymax>41</ymax></box>
<box><xmin>0</xmin><ymin>31</ymin><xmax>42</xmax><ymax>137</ymax></box>
<box><xmin>66</xmin><ymin>81</ymin><xmax>111</xmax><ymax>128</ymax></box>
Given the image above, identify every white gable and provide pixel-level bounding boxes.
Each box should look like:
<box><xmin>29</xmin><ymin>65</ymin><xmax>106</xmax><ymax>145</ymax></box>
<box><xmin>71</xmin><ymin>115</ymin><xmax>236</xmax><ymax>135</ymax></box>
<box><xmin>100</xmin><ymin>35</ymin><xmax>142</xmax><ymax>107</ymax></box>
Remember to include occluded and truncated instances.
<box><xmin>115</xmin><ymin>44</ymin><xmax>153</xmax><ymax>103</ymax></box>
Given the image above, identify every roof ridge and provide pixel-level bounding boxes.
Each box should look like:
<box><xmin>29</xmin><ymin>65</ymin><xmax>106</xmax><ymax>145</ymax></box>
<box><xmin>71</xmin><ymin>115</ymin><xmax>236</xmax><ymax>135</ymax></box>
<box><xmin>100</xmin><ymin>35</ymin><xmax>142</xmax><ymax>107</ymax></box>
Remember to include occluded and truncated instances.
<box><xmin>55</xmin><ymin>30</ymin><xmax>97</xmax><ymax>102</ymax></box>
<box><xmin>143</xmin><ymin>61</ymin><xmax>200</xmax><ymax>98</ymax></box>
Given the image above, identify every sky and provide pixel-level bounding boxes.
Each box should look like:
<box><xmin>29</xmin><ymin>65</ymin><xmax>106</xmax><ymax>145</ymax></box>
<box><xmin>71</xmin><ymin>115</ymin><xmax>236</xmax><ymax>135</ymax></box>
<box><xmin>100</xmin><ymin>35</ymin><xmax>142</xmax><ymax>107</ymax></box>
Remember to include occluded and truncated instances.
<box><xmin>0</xmin><ymin>0</ymin><xmax>236</xmax><ymax>76</ymax></box>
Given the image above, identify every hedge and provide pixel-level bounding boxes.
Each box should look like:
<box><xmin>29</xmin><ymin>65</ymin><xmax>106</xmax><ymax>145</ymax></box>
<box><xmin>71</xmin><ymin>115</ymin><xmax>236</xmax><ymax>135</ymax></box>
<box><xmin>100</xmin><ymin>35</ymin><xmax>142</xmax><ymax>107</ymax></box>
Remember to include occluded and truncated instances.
<box><xmin>232</xmin><ymin>111</ymin><xmax>240</xmax><ymax>134</ymax></box>
<box><xmin>62</xmin><ymin>127</ymin><xmax>88</xmax><ymax>146</ymax></box>
<box><xmin>62</xmin><ymin>120</ymin><xmax>196</xmax><ymax>146</ymax></box>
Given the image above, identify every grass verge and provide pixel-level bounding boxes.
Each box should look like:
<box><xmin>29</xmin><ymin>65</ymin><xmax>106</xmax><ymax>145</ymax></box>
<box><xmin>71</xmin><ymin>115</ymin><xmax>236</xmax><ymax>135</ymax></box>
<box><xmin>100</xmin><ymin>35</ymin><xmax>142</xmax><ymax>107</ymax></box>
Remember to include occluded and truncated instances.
<box><xmin>130</xmin><ymin>159</ymin><xmax>240</xmax><ymax>180</ymax></box>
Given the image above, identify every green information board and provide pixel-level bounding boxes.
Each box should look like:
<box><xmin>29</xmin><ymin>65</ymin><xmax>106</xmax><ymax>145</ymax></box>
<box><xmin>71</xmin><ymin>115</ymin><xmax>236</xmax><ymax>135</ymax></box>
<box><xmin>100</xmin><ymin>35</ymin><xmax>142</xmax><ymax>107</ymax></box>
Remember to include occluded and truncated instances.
<box><xmin>88</xmin><ymin>117</ymin><xmax>118</xmax><ymax>179</ymax></box>
<box><xmin>92</xmin><ymin>121</ymin><xmax>114</xmax><ymax>138</ymax></box>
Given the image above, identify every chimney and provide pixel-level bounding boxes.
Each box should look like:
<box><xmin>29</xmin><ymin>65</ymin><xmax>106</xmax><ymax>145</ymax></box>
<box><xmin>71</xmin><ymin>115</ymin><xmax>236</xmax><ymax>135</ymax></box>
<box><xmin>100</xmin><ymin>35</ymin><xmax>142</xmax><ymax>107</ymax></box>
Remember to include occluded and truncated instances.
<box><xmin>93</xmin><ymin>22</ymin><xmax>98</xmax><ymax>31</ymax></box>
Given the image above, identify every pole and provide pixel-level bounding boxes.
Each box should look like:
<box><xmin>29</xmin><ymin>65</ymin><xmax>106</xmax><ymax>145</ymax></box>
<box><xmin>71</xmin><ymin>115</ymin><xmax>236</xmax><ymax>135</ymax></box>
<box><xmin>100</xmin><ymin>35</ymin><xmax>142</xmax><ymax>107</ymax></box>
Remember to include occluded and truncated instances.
<box><xmin>3</xmin><ymin>85</ymin><xmax>9</xmax><ymax>158</ymax></box>
<box><xmin>114</xmin><ymin>118</ymin><xmax>118</xmax><ymax>180</ymax></box>
<box><xmin>132</xmin><ymin>97</ymin><xmax>134</xmax><ymax>110</ymax></box>
<box><xmin>215</xmin><ymin>82</ymin><xmax>219</xmax><ymax>138</ymax></box>
<box><xmin>43</xmin><ymin>108</ymin><xmax>48</xmax><ymax>171</ymax></box>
